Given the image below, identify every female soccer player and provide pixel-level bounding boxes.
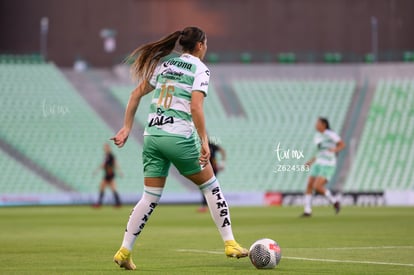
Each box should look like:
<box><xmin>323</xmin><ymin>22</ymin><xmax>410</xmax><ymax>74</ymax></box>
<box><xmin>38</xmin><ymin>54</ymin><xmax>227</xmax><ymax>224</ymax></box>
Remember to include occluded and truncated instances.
<box><xmin>93</xmin><ymin>143</ymin><xmax>122</xmax><ymax>207</ymax></box>
<box><xmin>111</xmin><ymin>26</ymin><xmax>248</xmax><ymax>270</ymax></box>
<box><xmin>302</xmin><ymin>117</ymin><xmax>345</xmax><ymax>217</ymax></box>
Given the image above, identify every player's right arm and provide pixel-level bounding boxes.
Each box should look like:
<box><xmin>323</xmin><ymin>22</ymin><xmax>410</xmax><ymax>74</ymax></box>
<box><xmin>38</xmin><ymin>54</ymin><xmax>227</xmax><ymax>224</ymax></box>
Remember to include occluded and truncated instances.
<box><xmin>111</xmin><ymin>81</ymin><xmax>154</xmax><ymax>148</ymax></box>
<box><xmin>191</xmin><ymin>91</ymin><xmax>210</xmax><ymax>166</ymax></box>
<box><xmin>305</xmin><ymin>157</ymin><xmax>316</xmax><ymax>167</ymax></box>
<box><xmin>191</xmin><ymin>66</ymin><xmax>210</xmax><ymax>166</ymax></box>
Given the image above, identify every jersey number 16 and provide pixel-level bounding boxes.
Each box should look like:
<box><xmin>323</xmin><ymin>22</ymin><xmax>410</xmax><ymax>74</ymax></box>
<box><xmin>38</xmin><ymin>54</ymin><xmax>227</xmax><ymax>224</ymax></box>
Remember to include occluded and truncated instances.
<box><xmin>157</xmin><ymin>84</ymin><xmax>174</xmax><ymax>109</ymax></box>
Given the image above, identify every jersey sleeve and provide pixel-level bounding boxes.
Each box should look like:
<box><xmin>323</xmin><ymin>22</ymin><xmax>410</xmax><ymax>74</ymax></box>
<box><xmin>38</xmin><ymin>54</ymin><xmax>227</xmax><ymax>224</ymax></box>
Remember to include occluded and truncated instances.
<box><xmin>314</xmin><ymin>133</ymin><xmax>322</xmax><ymax>145</ymax></box>
<box><xmin>327</xmin><ymin>130</ymin><xmax>341</xmax><ymax>143</ymax></box>
<box><xmin>192</xmin><ymin>67</ymin><xmax>210</xmax><ymax>96</ymax></box>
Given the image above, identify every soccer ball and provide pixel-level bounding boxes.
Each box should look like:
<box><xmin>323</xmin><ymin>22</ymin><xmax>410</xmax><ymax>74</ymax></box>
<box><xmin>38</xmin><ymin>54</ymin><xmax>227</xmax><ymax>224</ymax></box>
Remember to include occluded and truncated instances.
<box><xmin>249</xmin><ymin>238</ymin><xmax>281</xmax><ymax>269</ymax></box>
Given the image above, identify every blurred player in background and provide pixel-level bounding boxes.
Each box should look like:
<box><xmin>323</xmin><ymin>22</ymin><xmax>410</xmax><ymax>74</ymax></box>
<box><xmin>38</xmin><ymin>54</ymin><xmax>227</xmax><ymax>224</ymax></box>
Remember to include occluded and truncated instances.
<box><xmin>93</xmin><ymin>143</ymin><xmax>122</xmax><ymax>208</ymax></box>
<box><xmin>198</xmin><ymin>137</ymin><xmax>226</xmax><ymax>212</ymax></box>
<box><xmin>302</xmin><ymin>117</ymin><xmax>345</xmax><ymax>217</ymax></box>
<box><xmin>111</xmin><ymin>26</ymin><xmax>248</xmax><ymax>270</ymax></box>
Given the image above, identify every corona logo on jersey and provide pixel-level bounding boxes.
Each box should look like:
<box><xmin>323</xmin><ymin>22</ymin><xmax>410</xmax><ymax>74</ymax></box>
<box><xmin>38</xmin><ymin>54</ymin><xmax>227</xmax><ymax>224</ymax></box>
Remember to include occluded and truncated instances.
<box><xmin>163</xmin><ymin>59</ymin><xmax>193</xmax><ymax>71</ymax></box>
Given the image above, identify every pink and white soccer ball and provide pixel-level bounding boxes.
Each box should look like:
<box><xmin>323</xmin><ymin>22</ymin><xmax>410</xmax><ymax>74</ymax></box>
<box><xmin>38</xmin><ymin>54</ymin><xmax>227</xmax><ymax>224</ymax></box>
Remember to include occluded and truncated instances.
<box><xmin>249</xmin><ymin>238</ymin><xmax>282</xmax><ymax>269</ymax></box>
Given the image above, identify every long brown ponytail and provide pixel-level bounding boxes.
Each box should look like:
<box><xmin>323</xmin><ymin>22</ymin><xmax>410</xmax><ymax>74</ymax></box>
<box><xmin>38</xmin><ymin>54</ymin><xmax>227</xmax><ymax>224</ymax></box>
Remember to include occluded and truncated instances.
<box><xmin>128</xmin><ymin>30</ymin><xmax>181</xmax><ymax>81</ymax></box>
<box><xmin>127</xmin><ymin>26</ymin><xmax>206</xmax><ymax>82</ymax></box>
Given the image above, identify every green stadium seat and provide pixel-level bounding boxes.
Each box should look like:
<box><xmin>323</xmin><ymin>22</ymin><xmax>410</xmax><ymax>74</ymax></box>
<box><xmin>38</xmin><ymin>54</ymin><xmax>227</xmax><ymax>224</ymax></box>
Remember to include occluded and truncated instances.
<box><xmin>324</xmin><ymin>52</ymin><xmax>343</xmax><ymax>63</ymax></box>
<box><xmin>403</xmin><ymin>51</ymin><xmax>414</xmax><ymax>62</ymax></box>
<box><xmin>345</xmin><ymin>79</ymin><xmax>414</xmax><ymax>191</ymax></box>
<box><xmin>207</xmin><ymin>53</ymin><xmax>219</xmax><ymax>63</ymax></box>
<box><xmin>0</xmin><ymin>54</ymin><xmax>45</xmax><ymax>64</ymax></box>
<box><xmin>0</xmin><ymin>151</ymin><xmax>60</xmax><ymax>194</ymax></box>
<box><xmin>240</xmin><ymin>52</ymin><xmax>252</xmax><ymax>63</ymax></box>
<box><xmin>364</xmin><ymin>53</ymin><xmax>375</xmax><ymax>63</ymax></box>
<box><xmin>277</xmin><ymin>53</ymin><xmax>296</xmax><ymax>64</ymax></box>
<box><xmin>0</xmin><ymin>63</ymin><xmax>153</xmax><ymax>195</ymax></box>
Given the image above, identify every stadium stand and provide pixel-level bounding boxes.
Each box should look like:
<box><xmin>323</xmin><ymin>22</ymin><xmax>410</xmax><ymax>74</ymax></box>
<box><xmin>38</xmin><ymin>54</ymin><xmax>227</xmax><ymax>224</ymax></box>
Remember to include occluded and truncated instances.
<box><xmin>6</xmin><ymin>57</ymin><xmax>414</xmax><ymax>204</ymax></box>
<box><xmin>0</xmin><ymin>54</ymin><xmax>45</xmax><ymax>64</ymax></box>
<box><xmin>0</xmin><ymin>62</ymin><xmax>160</xmax><ymax>195</ymax></box>
<box><xmin>0</xmin><ymin>150</ymin><xmax>60</xmax><ymax>194</ymax></box>
<box><xmin>204</xmin><ymin>79</ymin><xmax>355</xmax><ymax>192</ymax></box>
<box><xmin>345</xmin><ymin>79</ymin><xmax>414</xmax><ymax>191</ymax></box>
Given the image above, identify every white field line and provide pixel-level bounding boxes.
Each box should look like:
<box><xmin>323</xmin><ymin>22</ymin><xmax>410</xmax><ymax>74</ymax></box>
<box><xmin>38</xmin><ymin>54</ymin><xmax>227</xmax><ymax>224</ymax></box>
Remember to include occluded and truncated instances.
<box><xmin>290</xmin><ymin>246</ymin><xmax>414</xmax><ymax>250</ymax></box>
<box><xmin>284</xmin><ymin>256</ymin><xmax>414</xmax><ymax>267</ymax></box>
<box><xmin>175</xmin><ymin>247</ymin><xmax>414</xmax><ymax>268</ymax></box>
<box><xmin>176</xmin><ymin>249</ymin><xmax>222</xmax><ymax>255</ymax></box>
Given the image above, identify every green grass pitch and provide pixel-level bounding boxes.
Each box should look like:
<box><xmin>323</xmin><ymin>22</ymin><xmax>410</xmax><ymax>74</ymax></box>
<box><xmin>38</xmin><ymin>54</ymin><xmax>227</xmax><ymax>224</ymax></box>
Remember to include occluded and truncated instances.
<box><xmin>0</xmin><ymin>205</ymin><xmax>413</xmax><ymax>274</ymax></box>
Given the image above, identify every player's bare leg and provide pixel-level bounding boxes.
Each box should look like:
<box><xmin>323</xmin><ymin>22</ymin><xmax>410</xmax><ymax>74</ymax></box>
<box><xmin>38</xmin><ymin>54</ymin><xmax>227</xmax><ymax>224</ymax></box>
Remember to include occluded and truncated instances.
<box><xmin>93</xmin><ymin>180</ymin><xmax>108</xmax><ymax>208</ymax></box>
<box><xmin>108</xmin><ymin>180</ymin><xmax>121</xmax><ymax>207</ymax></box>
<box><xmin>314</xmin><ymin>177</ymin><xmax>340</xmax><ymax>214</ymax></box>
<box><xmin>301</xmin><ymin>177</ymin><xmax>315</xmax><ymax>217</ymax></box>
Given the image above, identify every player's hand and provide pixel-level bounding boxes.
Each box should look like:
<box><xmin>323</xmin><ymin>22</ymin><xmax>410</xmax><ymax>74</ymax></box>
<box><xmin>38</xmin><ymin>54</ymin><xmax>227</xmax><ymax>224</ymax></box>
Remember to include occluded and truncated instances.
<box><xmin>199</xmin><ymin>142</ymin><xmax>210</xmax><ymax>167</ymax></box>
<box><xmin>110</xmin><ymin>127</ymin><xmax>130</xmax><ymax>148</ymax></box>
<box><xmin>305</xmin><ymin>160</ymin><xmax>313</xmax><ymax>167</ymax></box>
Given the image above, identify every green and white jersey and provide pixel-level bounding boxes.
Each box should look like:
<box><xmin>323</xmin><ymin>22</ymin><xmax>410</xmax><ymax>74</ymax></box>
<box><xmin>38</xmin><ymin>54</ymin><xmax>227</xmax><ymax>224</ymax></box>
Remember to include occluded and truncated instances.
<box><xmin>144</xmin><ymin>53</ymin><xmax>210</xmax><ymax>138</ymax></box>
<box><xmin>314</xmin><ymin>129</ymin><xmax>341</xmax><ymax>166</ymax></box>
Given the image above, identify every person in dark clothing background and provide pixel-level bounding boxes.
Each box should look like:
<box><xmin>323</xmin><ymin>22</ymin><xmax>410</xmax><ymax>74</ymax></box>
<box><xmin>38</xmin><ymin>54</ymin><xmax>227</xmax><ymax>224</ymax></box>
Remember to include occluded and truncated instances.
<box><xmin>93</xmin><ymin>143</ymin><xmax>123</xmax><ymax>207</ymax></box>
<box><xmin>198</xmin><ymin>139</ymin><xmax>226</xmax><ymax>212</ymax></box>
